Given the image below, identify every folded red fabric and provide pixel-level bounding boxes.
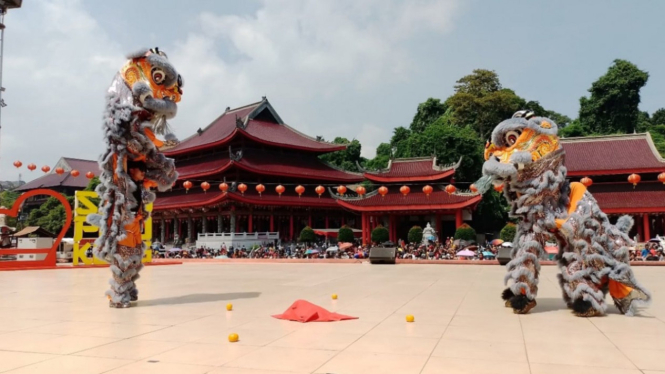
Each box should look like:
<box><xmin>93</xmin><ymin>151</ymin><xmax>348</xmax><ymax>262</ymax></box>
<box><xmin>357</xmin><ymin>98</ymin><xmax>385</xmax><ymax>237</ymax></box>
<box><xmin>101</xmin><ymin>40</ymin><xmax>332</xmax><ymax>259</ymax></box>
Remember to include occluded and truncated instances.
<box><xmin>272</xmin><ymin>299</ymin><xmax>358</xmax><ymax>322</ymax></box>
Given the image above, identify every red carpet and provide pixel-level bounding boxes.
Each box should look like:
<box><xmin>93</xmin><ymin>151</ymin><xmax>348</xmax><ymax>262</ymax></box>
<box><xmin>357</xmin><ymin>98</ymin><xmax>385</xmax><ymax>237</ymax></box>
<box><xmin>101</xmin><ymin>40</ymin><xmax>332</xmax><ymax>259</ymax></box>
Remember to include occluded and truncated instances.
<box><xmin>272</xmin><ymin>299</ymin><xmax>358</xmax><ymax>322</ymax></box>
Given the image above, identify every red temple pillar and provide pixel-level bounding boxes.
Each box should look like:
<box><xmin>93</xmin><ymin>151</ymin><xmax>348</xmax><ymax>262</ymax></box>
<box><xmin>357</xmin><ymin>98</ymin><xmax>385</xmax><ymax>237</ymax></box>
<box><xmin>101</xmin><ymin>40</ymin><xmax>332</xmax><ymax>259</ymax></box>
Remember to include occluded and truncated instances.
<box><xmin>436</xmin><ymin>213</ymin><xmax>442</xmax><ymax>242</ymax></box>
<box><xmin>361</xmin><ymin>212</ymin><xmax>367</xmax><ymax>245</ymax></box>
<box><xmin>341</xmin><ymin>216</ymin><xmax>346</xmax><ymax>226</ymax></box>
<box><xmin>289</xmin><ymin>214</ymin><xmax>294</xmax><ymax>241</ymax></box>
<box><xmin>388</xmin><ymin>214</ymin><xmax>394</xmax><ymax>242</ymax></box>
<box><xmin>455</xmin><ymin>209</ymin><xmax>463</xmax><ymax>228</ymax></box>
<box><xmin>643</xmin><ymin>214</ymin><xmax>650</xmax><ymax>242</ymax></box>
<box><xmin>270</xmin><ymin>213</ymin><xmax>274</xmax><ymax>232</ymax></box>
<box><xmin>248</xmin><ymin>213</ymin><xmax>253</xmax><ymax>233</ymax></box>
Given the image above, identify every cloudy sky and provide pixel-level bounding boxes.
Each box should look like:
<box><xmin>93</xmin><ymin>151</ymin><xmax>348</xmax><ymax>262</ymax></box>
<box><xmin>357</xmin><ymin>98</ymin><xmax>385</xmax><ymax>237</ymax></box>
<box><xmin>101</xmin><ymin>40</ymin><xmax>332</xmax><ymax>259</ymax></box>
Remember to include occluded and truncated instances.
<box><xmin>2</xmin><ymin>0</ymin><xmax>664</xmax><ymax>183</ymax></box>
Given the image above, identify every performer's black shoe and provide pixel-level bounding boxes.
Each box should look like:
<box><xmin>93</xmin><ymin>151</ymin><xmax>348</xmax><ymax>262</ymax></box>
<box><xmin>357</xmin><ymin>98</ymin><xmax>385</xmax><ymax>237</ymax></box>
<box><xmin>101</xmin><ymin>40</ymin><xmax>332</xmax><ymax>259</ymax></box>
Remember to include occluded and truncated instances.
<box><xmin>502</xmin><ymin>288</ymin><xmax>515</xmax><ymax>307</ymax></box>
<box><xmin>571</xmin><ymin>298</ymin><xmax>601</xmax><ymax>317</ymax></box>
<box><xmin>510</xmin><ymin>294</ymin><xmax>537</xmax><ymax>314</ymax></box>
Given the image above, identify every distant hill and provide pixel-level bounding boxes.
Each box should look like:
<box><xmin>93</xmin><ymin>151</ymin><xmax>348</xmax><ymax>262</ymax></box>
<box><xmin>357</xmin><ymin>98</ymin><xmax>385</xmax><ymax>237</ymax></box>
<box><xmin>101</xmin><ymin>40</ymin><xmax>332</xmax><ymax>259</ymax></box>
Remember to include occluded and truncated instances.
<box><xmin>0</xmin><ymin>180</ymin><xmax>26</xmax><ymax>191</ymax></box>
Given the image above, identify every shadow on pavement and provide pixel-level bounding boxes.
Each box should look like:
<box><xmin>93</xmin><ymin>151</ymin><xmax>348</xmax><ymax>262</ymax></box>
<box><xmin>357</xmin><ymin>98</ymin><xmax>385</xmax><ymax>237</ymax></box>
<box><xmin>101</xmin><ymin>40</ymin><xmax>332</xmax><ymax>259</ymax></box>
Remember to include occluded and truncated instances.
<box><xmin>137</xmin><ymin>292</ymin><xmax>261</xmax><ymax>307</ymax></box>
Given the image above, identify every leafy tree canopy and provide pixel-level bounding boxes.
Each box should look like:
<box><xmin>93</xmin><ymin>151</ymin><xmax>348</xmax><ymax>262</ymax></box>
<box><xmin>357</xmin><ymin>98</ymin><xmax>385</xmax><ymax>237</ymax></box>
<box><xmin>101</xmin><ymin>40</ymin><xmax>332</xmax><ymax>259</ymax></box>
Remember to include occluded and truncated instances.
<box><xmin>371</xmin><ymin>225</ymin><xmax>389</xmax><ymax>244</ymax></box>
<box><xmin>318</xmin><ymin>137</ymin><xmax>365</xmax><ymax>172</ymax></box>
<box><xmin>409</xmin><ymin>98</ymin><xmax>448</xmax><ymax>133</ymax></box>
<box><xmin>337</xmin><ymin>225</ymin><xmax>355</xmax><ymax>243</ymax></box>
<box><xmin>299</xmin><ymin>226</ymin><xmax>316</xmax><ymax>243</ymax></box>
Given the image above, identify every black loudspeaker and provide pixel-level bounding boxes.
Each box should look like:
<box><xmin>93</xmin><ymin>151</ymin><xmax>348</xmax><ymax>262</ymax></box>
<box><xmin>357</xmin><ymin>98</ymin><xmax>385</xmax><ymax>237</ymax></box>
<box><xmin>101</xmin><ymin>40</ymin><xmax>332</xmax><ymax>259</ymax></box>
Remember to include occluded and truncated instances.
<box><xmin>369</xmin><ymin>247</ymin><xmax>397</xmax><ymax>264</ymax></box>
<box><xmin>497</xmin><ymin>247</ymin><xmax>512</xmax><ymax>265</ymax></box>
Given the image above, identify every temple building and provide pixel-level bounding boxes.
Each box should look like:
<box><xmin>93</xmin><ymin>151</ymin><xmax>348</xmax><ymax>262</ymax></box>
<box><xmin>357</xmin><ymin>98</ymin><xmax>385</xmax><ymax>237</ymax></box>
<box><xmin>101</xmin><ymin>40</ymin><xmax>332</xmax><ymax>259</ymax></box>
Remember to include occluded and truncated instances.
<box><xmin>153</xmin><ymin>98</ymin><xmax>365</xmax><ymax>246</ymax></box>
<box><xmin>560</xmin><ymin>133</ymin><xmax>665</xmax><ymax>241</ymax></box>
<box><xmin>337</xmin><ymin>157</ymin><xmax>481</xmax><ymax>244</ymax></box>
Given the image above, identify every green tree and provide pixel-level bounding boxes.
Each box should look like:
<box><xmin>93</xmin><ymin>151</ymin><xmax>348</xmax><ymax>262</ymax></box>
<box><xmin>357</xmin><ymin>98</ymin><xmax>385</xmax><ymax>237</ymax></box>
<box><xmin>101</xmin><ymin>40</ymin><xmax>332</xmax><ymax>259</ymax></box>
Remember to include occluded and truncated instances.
<box><xmin>558</xmin><ymin>120</ymin><xmax>588</xmax><ymax>138</ymax></box>
<box><xmin>371</xmin><ymin>225</ymin><xmax>389</xmax><ymax>244</ymax></box>
<box><xmin>651</xmin><ymin>108</ymin><xmax>665</xmax><ymax>126</ymax></box>
<box><xmin>408</xmin><ymin>226</ymin><xmax>423</xmax><ymax>244</ymax></box>
<box><xmin>0</xmin><ymin>191</ymin><xmax>20</xmax><ymax>227</ymax></box>
<box><xmin>390</xmin><ymin>126</ymin><xmax>411</xmax><ymax>150</ymax></box>
<box><xmin>26</xmin><ymin>194</ymin><xmax>74</xmax><ymax>237</ymax></box>
<box><xmin>318</xmin><ymin>137</ymin><xmax>364</xmax><ymax>172</ymax></box>
<box><xmin>363</xmin><ymin>142</ymin><xmax>391</xmax><ymax>170</ymax></box>
<box><xmin>579</xmin><ymin>59</ymin><xmax>649</xmax><ymax>135</ymax></box>
<box><xmin>500</xmin><ymin>223</ymin><xmax>517</xmax><ymax>242</ymax></box>
<box><xmin>409</xmin><ymin>98</ymin><xmax>448</xmax><ymax>133</ymax></box>
<box><xmin>299</xmin><ymin>226</ymin><xmax>316</xmax><ymax>243</ymax></box>
<box><xmin>337</xmin><ymin>225</ymin><xmax>355</xmax><ymax>243</ymax></box>
<box><xmin>401</xmin><ymin>120</ymin><xmax>484</xmax><ymax>181</ymax></box>
<box><xmin>454</xmin><ymin>223</ymin><xmax>477</xmax><ymax>241</ymax></box>
<box><xmin>472</xmin><ymin>190</ymin><xmax>509</xmax><ymax>233</ymax></box>
<box><xmin>523</xmin><ymin>100</ymin><xmax>572</xmax><ymax>127</ymax></box>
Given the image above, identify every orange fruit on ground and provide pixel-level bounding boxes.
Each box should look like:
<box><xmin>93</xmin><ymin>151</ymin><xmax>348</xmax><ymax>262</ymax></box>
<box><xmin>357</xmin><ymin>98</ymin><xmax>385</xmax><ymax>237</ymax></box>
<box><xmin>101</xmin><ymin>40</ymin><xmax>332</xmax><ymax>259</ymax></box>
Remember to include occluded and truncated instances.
<box><xmin>406</xmin><ymin>315</ymin><xmax>415</xmax><ymax>322</ymax></box>
<box><xmin>332</xmin><ymin>294</ymin><xmax>338</xmax><ymax>300</ymax></box>
<box><xmin>228</xmin><ymin>333</ymin><xmax>239</xmax><ymax>342</ymax></box>
<box><xmin>226</xmin><ymin>303</ymin><xmax>233</xmax><ymax>311</ymax></box>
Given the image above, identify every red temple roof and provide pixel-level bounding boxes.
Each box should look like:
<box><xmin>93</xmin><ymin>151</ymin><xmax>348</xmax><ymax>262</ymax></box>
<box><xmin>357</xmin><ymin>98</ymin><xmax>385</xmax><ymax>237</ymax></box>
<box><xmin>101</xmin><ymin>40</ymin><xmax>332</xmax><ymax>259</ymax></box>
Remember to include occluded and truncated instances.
<box><xmin>561</xmin><ymin>133</ymin><xmax>665</xmax><ymax>176</ymax></box>
<box><xmin>154</xmin><ymin>189</ymin><xmax>340</xmax><ymax>211</ymax></box>
<box><xmin>176</xmin><ymin>149</ymin><xmax>363</xmax><ymax>182</ymax></box>
<box><xmin>588</xmin><ymin>182</ymin><xmax>665</xmax><ymax>214</ymax></box>
<box><xmin>164</xmin><ymin>99</ymin><xmax>347</xmax><ymax>156</ymax></box>
<box><xmin>16</xmin><ymin>157</ymin><xmax>99</xmax><ymax>191</ymax></box>
<box><xmin>334</xmin><ymin>187</ymin><xmax>481</xmax><ymax>212</ymax></box>
<box><xmin>360</xmin><ymin>157</ymin><xmax>460</xmax><ymax>182</ymax></box>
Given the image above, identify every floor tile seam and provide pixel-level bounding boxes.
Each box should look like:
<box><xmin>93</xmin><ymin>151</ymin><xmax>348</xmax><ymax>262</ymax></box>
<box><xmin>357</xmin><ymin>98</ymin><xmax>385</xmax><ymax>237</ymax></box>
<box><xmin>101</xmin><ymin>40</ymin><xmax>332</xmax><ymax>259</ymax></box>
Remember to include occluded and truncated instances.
<box><xmin>430</xmin><ymin>353</ymin><xmax>530</xmax><ymax>364</ymax></box>
<box><xmin>312</xmin><ymin>277</ymin><xmax>442</xmax><ymax>374</ymax></box>
<box><xmin>518</xmin><ymin>313</ymin><xmax>533</xmax><ymax>374</ymax></box>
<box><xmin>0</xmin><ymin>351</ymin><xmax>60</xmax><ymax>374</ymax></box>
<box><xmin>215</xmin><ymin>329</ymin><xmax>301</xmax><ymax>369</ymax></box>
<box><xmin>63</xmin><ymin>323</ymin><xmax>178</xmax><ymax>356</ymax></box>
<box><xmin>588</xmin><ymin>317</ymin><xmax>645</xmax><ymax>370</ymax></box>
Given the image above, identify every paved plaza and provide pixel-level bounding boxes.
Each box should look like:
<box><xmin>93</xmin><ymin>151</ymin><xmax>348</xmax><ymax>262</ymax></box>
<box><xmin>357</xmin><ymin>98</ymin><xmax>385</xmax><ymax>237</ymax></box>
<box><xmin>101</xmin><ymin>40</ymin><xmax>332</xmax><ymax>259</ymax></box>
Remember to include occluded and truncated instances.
<box><xmin>0</xmin><ymin>263</ymin><xmax>663</xmax><ymax>374</ymax></box>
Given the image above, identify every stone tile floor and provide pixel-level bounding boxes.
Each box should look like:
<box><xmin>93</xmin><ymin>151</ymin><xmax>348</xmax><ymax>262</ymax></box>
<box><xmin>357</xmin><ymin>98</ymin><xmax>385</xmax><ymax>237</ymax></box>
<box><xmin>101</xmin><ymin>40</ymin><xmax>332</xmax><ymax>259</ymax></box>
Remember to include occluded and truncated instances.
<box><xmin>0</xmin><ymin>263</ymin><xmax>663</xmax><ymax>374</ymax></box>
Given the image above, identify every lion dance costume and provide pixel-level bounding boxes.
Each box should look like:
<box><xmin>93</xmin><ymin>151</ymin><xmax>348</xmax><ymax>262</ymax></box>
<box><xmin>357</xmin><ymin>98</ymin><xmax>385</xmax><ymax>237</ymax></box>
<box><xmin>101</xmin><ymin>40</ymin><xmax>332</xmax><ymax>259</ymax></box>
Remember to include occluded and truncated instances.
<box><xmin>88</xmin><ymin>48</ymin><xmax>182</xmax><ymax>308</ymax></box>
<box><xmin>478</xmin><ymin>111</ymin><xmax>651</xmax><ymax>316</ymax></box>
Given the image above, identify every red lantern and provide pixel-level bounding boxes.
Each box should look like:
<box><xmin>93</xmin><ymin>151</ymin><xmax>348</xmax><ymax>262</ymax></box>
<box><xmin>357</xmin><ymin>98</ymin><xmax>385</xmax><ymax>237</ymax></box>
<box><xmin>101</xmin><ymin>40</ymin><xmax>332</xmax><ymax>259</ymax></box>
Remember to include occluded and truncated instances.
<box><xmin>183</xmin><ymin>180</ymin><xmax>193</xmax><ymax>192</ymax></box>
<box><xmin>444</xmin><ymin>184</ymin><xmax>456</xmax><ymax>195</ymax></box>
<box><xmin>256</xmin><ymin>184</ymin><xmax>265</xmax><ymax>196</ymax></box>
<box><xmin>378</xmin><ymin>186</ymin><xmax>388</xmax><ymax>198</ymax></box>
<box><xmin>27</xmin><ymin>163</ymin><xmax>36</xmax><ymax>171</ymax></box>
<box><xmin>295</xmin><ymin>185</ymin><xmax>305</xmax><ymax>197</ymax></box>
<box><xmin>201</xmin><ymin>181</ymin><xmax>210</xmax><ymax>193</ymax></box>
<box><xmin>85</xmin><ymin>171</ymin><xmax>95</xmax><ymax>179</ymax></box>
<box><xmin>400</xmin><ymin>185</ymin><xmax>410</xmax><ymax>197</ymax></box>
<box><xmin>470</xmin><ymin>184</ymin><xmax>478</xmax><ymax>193</ymax></box>
<box><xmin>219</xmin><ymin>182</ymin><xmax>229</xmax><ymax>193</ymax></box>
<box><xmin>13</xmin><ymin>161</ymin><xmax>22</xmax><ymax>168</ymax></box>
<box><xmin>238</xmin><ymin>183</ymin><xmax>248</xmax><ymax>195</ymax></box>
<box><xmin>55</xmin><ymin>167</ymin><xmax>65</xmax><ymax>175</ymax></box>
<box><xmin>276</xmin><ymin>184</ymin><xmax>285</xmax><ymax>196</ymax></box>
<box><xmin>315</xmin><ymin>185</ymin><xmax>325</xmax><ymax>197</ymax></box>
<box><xmin>494</xmin><ymin>184</ymin><xmax>504</xmax><ymax>193</ymax></box>
<box><xmin>355</xmin><ymin>186</ymin><xmax>366</xmax><ymax>197</ymax></box>
<box><xmin>580</xmin><ymin>177</ymin><xmax>593</xmax><ymax>187</ymax></box>
<box><xmin>41</xmin><ymin>165</ymin><xmax>51</xmax><ymax>173</ymax></box>
<box><xmin>628</xmin><ymin>173</ymin><xmax>641</xmax><ymax>188</ymax></box>
<box><xmin>70</xmin><ymin>170</ymin><xmax>80</xmax><ymax>177</ymax></box>
<box><xmin>658</xmin><ymin>172</ymin><xmax>665</xmax><ymax>184</ymax></box>
<box><xmin>423</xmin><ymin>185</ymin><xmax>434</xmax><ymax>197</ymax></box>
<box><xmin>337</xmin><ymin>185</ymin><xmax>347</xmax><ymax>195</ymax></box>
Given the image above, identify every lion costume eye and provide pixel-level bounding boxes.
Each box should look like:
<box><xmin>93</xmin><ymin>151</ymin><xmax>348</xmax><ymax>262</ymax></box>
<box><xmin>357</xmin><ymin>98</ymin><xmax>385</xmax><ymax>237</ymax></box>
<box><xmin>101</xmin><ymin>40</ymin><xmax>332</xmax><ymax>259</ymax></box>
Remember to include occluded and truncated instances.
<box><xmin>504</xmin><ymin>130</ymin><xmax>522</xmax><ymax>146</ymax></box>
<box><xmin>151</xmin><ymin>68</ymin><xmax>166</xmax><ymax>85</ymax></box>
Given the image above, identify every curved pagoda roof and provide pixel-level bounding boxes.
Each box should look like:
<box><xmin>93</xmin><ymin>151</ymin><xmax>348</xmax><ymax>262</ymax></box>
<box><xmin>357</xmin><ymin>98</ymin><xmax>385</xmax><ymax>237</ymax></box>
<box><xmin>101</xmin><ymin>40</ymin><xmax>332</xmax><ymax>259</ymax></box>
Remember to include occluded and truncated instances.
<box><xmin>176</xmin><ymin>148</ymin><xmax>363</xmax><ymax>183</ymax></box>
<box><xmin>359</xmin><ymin>156</ymin><xmax>461</xmax><ymax>183</ymax></box>
<box><xmin>164</xmin><ymin>98</ymin><xmax>347</xmax><ymax>156</ymax></box>
<box><xmin>561</xmin><ymin>133</ymin><xmax>665</xmax><ymax>176</ymax></box>
<box><xmin>333</xmin><ymin>186</ymin><xmax>481</xmax><ymax>213</ymax></box>
<box><xmin>16</xmin><ymin>157</ymin><xmax>99</xmax><ymax>192</ymax></box>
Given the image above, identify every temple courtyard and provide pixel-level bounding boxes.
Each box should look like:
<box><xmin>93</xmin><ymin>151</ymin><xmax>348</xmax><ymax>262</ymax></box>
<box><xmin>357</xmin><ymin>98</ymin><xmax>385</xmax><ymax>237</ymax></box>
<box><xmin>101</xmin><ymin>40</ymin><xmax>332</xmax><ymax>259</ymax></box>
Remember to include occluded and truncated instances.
<box><xmin>0</xmin><ymin>263</ymin><xmax>663</xmax><ymax>374</ymax></box>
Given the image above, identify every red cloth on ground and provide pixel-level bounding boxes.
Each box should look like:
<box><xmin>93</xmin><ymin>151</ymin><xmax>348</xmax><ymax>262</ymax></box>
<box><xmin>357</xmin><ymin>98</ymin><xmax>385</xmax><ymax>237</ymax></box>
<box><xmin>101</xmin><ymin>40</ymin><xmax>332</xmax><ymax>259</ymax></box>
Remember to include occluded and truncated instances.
<box><xmin>272</xmin><ymin>300</ymin><xmax>358</xmax><ymax>322</ymax></box>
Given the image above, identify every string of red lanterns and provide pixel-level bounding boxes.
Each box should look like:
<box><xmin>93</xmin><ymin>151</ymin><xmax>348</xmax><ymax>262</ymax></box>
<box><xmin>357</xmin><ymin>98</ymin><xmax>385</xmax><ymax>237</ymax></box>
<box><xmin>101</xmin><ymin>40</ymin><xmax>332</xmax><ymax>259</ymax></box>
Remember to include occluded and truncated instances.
<box><xmin>256</xmin><ymin>184</ymin><xmax>265</xmax><ymax>196</ymax></box>
<box><xmin>315</xmin><ymin>185</ymin><xmax>325</xmax><ymax>198</ymax></box>
<box><xmin>295</xmin><ymin>185</ymin><xmax>305</xmax><ymax>197</ymax></box>
<box><xmin>378</xmin><ymin>186</ymin><xmax>388</xmax><ymax>198</ymax></box>
<box><xmin>628</xmin><ymin>173</ymin><xmax>641</xmax><ymax>188</ymax></box>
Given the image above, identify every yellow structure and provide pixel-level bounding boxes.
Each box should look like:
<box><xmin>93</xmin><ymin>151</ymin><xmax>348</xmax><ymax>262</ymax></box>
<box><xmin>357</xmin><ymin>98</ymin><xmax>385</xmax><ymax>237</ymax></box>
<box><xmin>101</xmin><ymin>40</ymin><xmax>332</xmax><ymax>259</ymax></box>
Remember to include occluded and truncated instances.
<box><xmin>73</xmin><ymin>190</ymin><xmax>153</xmax><ymax>265</ymax></box>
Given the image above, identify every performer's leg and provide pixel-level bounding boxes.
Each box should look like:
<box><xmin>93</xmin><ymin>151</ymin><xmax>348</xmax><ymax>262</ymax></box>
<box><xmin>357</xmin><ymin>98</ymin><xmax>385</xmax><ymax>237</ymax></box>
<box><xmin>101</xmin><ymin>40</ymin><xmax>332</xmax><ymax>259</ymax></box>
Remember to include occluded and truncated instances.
<box><xmin>502</xmin><ymin>231</ymin><xmax>542</xmax><ymax>314</ymax></box>
<box><xmin>107</xmin><ymin>244</ymin><xmax>142</xmax><ymax>308</ymax></box>
<box><xmin>128</xmin><ymin>247</ymin><xmax>145</xmax><ymax>302</ymax></box>
<box><xmin>557</xmin><ymin>251</ymin><xmax>607</xmax><ymax>316</ymax></box>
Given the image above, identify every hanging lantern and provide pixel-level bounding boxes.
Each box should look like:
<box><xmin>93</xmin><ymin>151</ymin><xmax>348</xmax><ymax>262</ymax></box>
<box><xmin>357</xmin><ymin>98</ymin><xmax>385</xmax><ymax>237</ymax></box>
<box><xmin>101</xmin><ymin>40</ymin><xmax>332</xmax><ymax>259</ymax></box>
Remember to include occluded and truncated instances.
<box><xmin>295</xmin><ymin>185</ymin><xmax>305</xmax><ymax>197</ymax></box>
<box><xmin>470</xmin><ymin>184</ymin><xmax>478</xmax><ymax>193</ymax></box>
<box><xmin>13</xmin><ymin>161</ymin><xmax>22</xmax><ymax>168</ymax></box>
<box><xmin>85</xmin><ymin>171</ymin><xmax>95</xmax><ymax>179</ymax></box>
<box><xmin>219</xmin><ymin>182</ymin><xmax>229</xmax><ymax>193</ymax></box>
<box><xmin>41</xmin><ymin>165</ymin><xmax>51</xmax><ymax>173</ymax></box>
<box><xmin>70</xmin><ymin>170</ymin><xmax>80</xmax><ymax>177</ymax></box>
<box><xmin>183</xmin><ymin>180</ymin><xmax>193</xmax><ymax>192</ymax></box>
<box><xmin>55</xmin><ymin>167</ymin><xmax>65</xmax><ymax>175</ymax></box>
<box><xmin>378</xmin><ymin>186</ymin><xmax>388</xmax><ymax>198</ymax></box>
<box><xmin>201</xmin><ymin>182</ymin><xmax>210</xmax><ymax>193</ymax></box>
<box><xmin>315</xmin><ymin>185</ymin><xmax>325</xmax><ymax>198</ymax></box>
<box><xmin>658</xmin><ymin>172</ymin><xmax>665</xmax><ymax>184</ymax></box>
<box><xmin>628</xmin><ymin>173</ymin><xmax>641</xmax><ymax>188</ymax></box>
<box><xmin>494</xmin><ymin>184</ymin><xmax>504</xmax><ymax>193</ymax></box>
<box><xmin>238</xmin><ymin>183</ymin><xmax>248</xmax><ymax>195</ymax></box>
<box><xmin>444</xmin><ymin>184</ymin><xmax>456</xmax><ymax>195</ymax></box>
<box><xmin>400</xmin><ymin>185</ymin><xmax>410</xmax><ymax>197</ymax></box>
<box><xmin>423</xmin><ymin>185</ymin><xmax>434</xmax><ymax>197</ymax></box>
<box><xmin>27</xmin><ymin>163</ymin><xmax>36</xmax><ymax>171</ymax></box>
<box><xmin>580</xmin><ymin>177</ymin><xmax>593</xmax><ymax>187</ymax></box>
<box><xmin>276</xmin><ymin>184</ymin><xmax>285</xmax><ymax>197</ymax></box>
<box><xmin>256</xmin><ymin>184</ymin><xmax>265</xmax><ymax>196</ymax></box>
<box><xmin>355</xmin><ymin>186</ymin><xmax>366</xmax><ymax>197</ymax></box>
<box><xmin>337</xmin><ymin>185</ymin><xmax>347</xmax><ymax>195</ymax></box>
